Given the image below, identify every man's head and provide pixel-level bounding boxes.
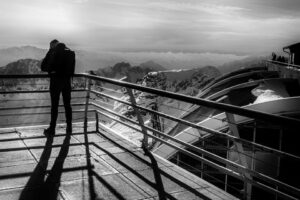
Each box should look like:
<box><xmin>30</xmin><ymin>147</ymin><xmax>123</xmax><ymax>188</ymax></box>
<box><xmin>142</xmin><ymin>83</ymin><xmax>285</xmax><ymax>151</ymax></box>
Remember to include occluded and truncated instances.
<box><xmin>50</xmin><ymin>39</ymin><xmax>59</xmax><ymax>49</ymax></box>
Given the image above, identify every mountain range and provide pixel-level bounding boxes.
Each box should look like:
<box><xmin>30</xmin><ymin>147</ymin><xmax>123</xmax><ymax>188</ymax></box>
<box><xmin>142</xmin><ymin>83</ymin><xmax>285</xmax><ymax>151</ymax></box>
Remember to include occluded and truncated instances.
<box><xmin>0</xmin><ymin>46</ymin><xmax>253</xmax><ymax>73</ymax></box>
<box><xmin>0</xmin><ymin>59</ymin><xmax>42</xmax><ymax>75</ymax></box>
<box><xmin>94</xmin><ymin>61</ymin><xmax>166</xmax><ymax>83</ymax></box>
<box><xmin>0</xmin><ymin>48</ymin><xmax>268</xmax><ymax>146</ymax></box>
<box><xmin>0</xmin><ymin>46</ymin><xmax>123</xmax><ymax>73</ymax></box>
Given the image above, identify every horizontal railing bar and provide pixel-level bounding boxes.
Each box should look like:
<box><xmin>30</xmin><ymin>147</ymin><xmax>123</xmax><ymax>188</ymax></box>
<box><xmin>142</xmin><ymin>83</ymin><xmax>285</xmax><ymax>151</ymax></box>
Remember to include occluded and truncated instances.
<box><xmin>0</xmin><ymin>74</ymin><xmax>82</xmax><ymax>79</ymax></box>
<box><xmin>96</xmin><ymin>111</ymin><xmax>298</xmax><ymax>200</ymax></box>
<box><xmin>92</xmin><ymin>101</ymin><xmax>300</xmax><ymax>196</ymax></box>
<box><xmin>90</xmin><ymin>91</ymin><xmax>300</xmax><ymax>161</ymax></box>
<box><xmin>83</xmin><ymin>73</ymin><xmax>300</xmax><ymax>129</ymax></box>
<box><xmin>0</xmin><ymin>90</ymin><xmax>49</xmax><ymax>94</ymax></box>
<box><xmin>0</xmin><ymin>103</ymin><xmax>86</xmax><ymax>111</ymax></box>
<box><xmin>0</xmin><ymin>109</ymin><xmax>95</xmax><ymax>117</ymax></box>
<box><xmin>0</xmin><ymin>89</ymin><xmax>85</xmax><ymax>94</ymax></box>
<box><xmin>267</xmin><ymin>60</ymin><xmax>300</xmax><ymax>69</ymax></box>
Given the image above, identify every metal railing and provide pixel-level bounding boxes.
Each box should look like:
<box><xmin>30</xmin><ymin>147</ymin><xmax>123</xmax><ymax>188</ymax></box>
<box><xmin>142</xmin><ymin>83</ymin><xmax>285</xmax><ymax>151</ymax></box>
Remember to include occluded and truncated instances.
<box><xmin>1</xmin><ymin>73</ymin><xmax>300</xmax><ymax>200</ymax></box>
<box><xmin>267</xmin><ymin>60</ymin><xmax>300</xmax><ymax>70</ymax></box>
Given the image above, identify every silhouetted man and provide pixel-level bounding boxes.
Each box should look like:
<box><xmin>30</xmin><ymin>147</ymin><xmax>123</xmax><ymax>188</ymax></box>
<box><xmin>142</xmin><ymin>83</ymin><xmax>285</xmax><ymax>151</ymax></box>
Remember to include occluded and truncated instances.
<box><xmin>41</xmin><ymin>39</ymin><xmax>72</xmax><ymax>135</ymax></box>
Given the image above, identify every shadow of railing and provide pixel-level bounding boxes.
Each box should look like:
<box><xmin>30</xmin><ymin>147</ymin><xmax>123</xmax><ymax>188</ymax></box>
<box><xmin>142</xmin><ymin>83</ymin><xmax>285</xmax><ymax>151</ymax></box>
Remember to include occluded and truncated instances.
<box><xmin>92</xmin><ymin>131</ymin><xmax>211</xmax><ymax>200</ymax></box>
<box><xmin>143</xmin><ymin>145</ymin><xmax>166</xmax><ymax>200</ymax></box>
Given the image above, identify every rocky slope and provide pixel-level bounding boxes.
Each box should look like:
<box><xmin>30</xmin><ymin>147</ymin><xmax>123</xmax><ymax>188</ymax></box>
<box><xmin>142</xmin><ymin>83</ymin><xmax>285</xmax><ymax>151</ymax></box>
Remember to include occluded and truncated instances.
<box><xmin>0</xmin><ymin>59</ymin><xmax>47</xmax><ymax>91</ymax></box>
<box><xmin>113</xmin><ymin>66</ymin><xmax>221</xmax><ymax>132</ymax></box>
<box><xmin>0</xmin><ymin>46</ymin><xmax>46</xmax><ymax>68</ymax></box>
<box><xmin>0</xmin><ymin>58</ymin><xmax>42</xmax><ymax>74</ymax></box>
<box><xmin>94</xmin><ymin>61</ymin><xmax>166</xmax><ymax>83</ymax></box>
<box><xmin>141</xmin><ymin>66</ymin><xmax>220</xmax><ymax>95</ymax></box>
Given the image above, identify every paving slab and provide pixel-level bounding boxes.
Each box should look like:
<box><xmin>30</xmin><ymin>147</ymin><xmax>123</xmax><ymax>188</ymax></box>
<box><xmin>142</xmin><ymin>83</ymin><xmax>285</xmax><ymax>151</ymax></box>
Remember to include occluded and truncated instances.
<box><xmin>100</xmin><ymin>151</ymin><xmax>152</xmax><ymax>173</ymax></box>
<box><xmin>0</xmin><ymin>163</ymin><xmax>37</xmax><ymax>190</ymax></box>
<box><xmin>0</xmin><ymin>124</ymin><xmax>238</xmax><ymax>200</ymax></box>
<box><xmin>0</xmin><ymin>150</ymin><xmax>34</xmax><ymax>164</ymax></box>
<box><xmin>72</xmin><ymin>132</ymin><xmax>106</xmax><ymax>143</ymax></box>
<box><xmin>0</xmin><ymin>186</ymin><xmax>65</xmax><ymax>200</ymax></box>
<box><xmin>0</xmin><ymin>131</ymin><xmax>19</xmax><ymax>140</ymax></box>
<box><xmin>61</xmin><ymin>174</ymin><xmax>150</xmax><ymax>200</ymax></box>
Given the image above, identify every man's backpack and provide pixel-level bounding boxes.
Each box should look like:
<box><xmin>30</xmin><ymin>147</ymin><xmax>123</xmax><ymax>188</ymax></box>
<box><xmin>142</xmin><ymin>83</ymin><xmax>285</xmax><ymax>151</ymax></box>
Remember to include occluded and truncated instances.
<box><xmin>62</xmin><ymin>48</ymin><xmax>76</xmax><ymax>77</ymax></box>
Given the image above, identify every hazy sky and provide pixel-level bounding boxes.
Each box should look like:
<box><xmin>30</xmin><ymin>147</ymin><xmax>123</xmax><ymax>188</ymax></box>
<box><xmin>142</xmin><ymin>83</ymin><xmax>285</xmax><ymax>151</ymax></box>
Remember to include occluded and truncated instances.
<box><xmin>0</xmin><ymin>0</ymin><xmax>299</xmax><ymax>55</ymax></box>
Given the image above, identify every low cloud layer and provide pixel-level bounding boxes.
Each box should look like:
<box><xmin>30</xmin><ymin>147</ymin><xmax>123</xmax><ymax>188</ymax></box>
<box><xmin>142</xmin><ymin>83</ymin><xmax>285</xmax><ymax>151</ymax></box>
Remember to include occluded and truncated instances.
<box><xmin>0</xmin><ymin>0</ymin><xmax>299</xmax><ymax>55</ymax></box>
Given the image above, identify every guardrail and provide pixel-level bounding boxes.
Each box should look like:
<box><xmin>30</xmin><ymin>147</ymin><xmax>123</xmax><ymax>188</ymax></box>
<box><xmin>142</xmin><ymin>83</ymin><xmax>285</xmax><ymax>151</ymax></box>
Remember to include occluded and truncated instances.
<box><xmin>0</xmin><ymin>73</ymin><xmax>300</xmax><ymax>200</ymax></box>
<box><xmin>267</xmin><ymin>60</ymin><xmax>300</xmax><ymax>70</ymax></box>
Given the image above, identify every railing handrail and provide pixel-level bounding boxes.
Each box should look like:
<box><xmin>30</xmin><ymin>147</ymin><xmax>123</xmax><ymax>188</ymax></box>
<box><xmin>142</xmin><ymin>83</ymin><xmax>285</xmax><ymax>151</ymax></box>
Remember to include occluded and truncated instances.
<box><xmin>1</xmin><ymin>73</ymin><xmax>300</xmax><ymax>199</ymax></box>
<box><xmin>83</xmin><ymin>73</ymin><xmax>300</xmax><ymax>129</ymax></box>
<box><xmin>267</xmin><ymin>60</ymin><xmax>300</xmax><ymax>69</ymax></box>
<box><xmin>90</xmin><ymin>89</ymin><xmax>300</xmax><ymax>161</ymax></box>
<box><xmin>1</xmin><ymin>73</ymin><xmax>300</xmax><ymax>129</ymax></box>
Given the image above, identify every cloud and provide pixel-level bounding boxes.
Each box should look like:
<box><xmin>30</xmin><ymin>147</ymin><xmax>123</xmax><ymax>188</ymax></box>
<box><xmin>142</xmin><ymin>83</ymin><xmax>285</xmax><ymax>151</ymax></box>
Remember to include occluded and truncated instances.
<box><xmin>0</xmin><ymin>0</ymin><xmax>300</xmax><ymax>55</ymax></box>
<box><xmin>73</xmin><ymin>0</ymin><xmax>88</xmax><ymax>3</ymax></box>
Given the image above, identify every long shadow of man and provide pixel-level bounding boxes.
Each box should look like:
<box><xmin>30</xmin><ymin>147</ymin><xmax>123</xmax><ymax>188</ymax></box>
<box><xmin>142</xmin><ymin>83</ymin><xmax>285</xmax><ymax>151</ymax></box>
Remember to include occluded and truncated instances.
<box><xmin>43</xmin><ymin>134</ymin><xmax>71</xmax><ymax>200</ymax></box>
<box><xmin>19</xmin><ymin>134</ymin><xmax>71</xmax><ymax>200</ymax></box>
<box><xmin>19</xmin><ymin>136</ymin><xmax>53</xmax><ymax>200</ymax></box>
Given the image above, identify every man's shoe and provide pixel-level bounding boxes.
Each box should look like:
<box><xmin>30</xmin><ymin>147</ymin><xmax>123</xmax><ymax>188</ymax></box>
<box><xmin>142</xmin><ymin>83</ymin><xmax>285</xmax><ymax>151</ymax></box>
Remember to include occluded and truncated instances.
<box><xmin>44</xmin><ymin>127</ymin><xmax>55</xmax><ymax>136</ymax></box>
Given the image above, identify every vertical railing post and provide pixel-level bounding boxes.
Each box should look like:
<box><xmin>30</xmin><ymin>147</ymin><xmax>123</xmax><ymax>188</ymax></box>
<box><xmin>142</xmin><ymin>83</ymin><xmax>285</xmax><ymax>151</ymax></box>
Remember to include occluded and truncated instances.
<box><xmin>201</xmin><ymin>140</ymin><xmax>205</xmax><ymax>179</ymax></box>
<box><xmin>224</xmin><ymin>97</ymin><xmax>252</xmax><ymax>200</ymax></box>
<box><xmin>275</xmin><ymin>129</ymin><xmax>283</xmax><ymax>200</ymax></box>
<box><xmin>95</xmin><ymin>111</ymin><xmax>99</xmax><ymax>132</ymax></box>
<box><xmin>126</xmin><ymin>88</ymin><xmax>149</xmax><ymax>149</ymax></box>
<box><xmin>82</xmin><ymin>76</ymin><xmax>96</xmax><ymax>199</ymax></box>
<box><xmin>84</xmin><ymin>77</ymin><xmax>92</xmax><ymax>133</ymax></box>
<box><xmin>251</xmin><ymin>122</ymin><xmax>257</xmax><ymax>176</ymax></box>
<box><xmin>225</xmin><ymin>139</ymin><xmax>229</xmax><ymax>192</ymax></box>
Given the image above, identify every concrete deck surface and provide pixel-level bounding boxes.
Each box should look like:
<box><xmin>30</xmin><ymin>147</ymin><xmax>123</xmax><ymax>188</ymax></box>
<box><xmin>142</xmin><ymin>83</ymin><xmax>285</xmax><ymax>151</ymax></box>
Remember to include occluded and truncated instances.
<box><xmin>0</xmin><ymin>123</ymin><xmax>237</xmax><ymax>200</ymax></box>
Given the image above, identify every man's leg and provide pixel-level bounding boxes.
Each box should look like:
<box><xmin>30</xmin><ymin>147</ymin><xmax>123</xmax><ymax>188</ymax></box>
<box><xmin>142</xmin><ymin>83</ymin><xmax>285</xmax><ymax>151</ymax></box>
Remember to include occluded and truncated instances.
<box><xmin>49</xmin><ymin>78</ymin><xmax>61</xmax><ymax>130</ymax></box>
<box><xmin>62</xmin><ymin>78</ymin><xmax>72</xmax><ymax>133</ymax></box>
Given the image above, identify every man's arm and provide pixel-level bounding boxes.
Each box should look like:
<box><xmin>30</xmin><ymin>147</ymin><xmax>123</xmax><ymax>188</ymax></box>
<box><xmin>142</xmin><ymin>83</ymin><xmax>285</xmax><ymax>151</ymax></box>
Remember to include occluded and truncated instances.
<box><xmin>41</xmin><ymin>50</ymin><xmax>55</xmax><ymax>72</ymax></box>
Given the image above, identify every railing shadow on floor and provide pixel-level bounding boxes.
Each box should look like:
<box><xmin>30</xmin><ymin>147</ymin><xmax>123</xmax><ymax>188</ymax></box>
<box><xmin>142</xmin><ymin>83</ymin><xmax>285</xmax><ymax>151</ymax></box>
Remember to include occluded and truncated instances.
<box><xmin>93</xmin><ymin>130</ymin><xmax>211</xmax><ymax>200</ymax></box>
<box><xmin>142</xmin><ymin>144</ymin><xmax>167</xmax><ymax>200</ymax></box>
<box><xmin>83</xmin><ymin>126</ymin><xmax>97</xmax><ymax>200</ymax></box>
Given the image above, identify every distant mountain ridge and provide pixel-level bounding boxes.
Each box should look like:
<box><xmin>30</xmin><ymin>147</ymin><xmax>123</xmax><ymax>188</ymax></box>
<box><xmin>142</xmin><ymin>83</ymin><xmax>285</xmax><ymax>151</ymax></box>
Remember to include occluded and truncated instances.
<box><xmin>0</xmin><ymin>45</ymin><xmax>251</xmax><ymax>72</ymax></box>
<box><xmin>141</xmin><ymin>66</ymin><xmax>221</xmax><ymax>96</ymax></box>
<box><xmin>113</xmin><ymin>65</ymin><xmax>221</xmax><ymax>132</ymax></box>
<box><xmin>0</xmin><ymin>59</ymin><xmax>42</xmax><ymax>75</ymax></box>
<box><xmin>0</xmin><ymin>46</ymin><xmax>122</xmax><ymax>73</ymax></box>
<box><xmin>94</xmin><ymin>61</ymin><xmax>166</xmax><ymax>83</ymax></box>
<box><xmin>0</xmin><ymin>46</ymin><xmax>46</xmax><ymax>69</ymax></box>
